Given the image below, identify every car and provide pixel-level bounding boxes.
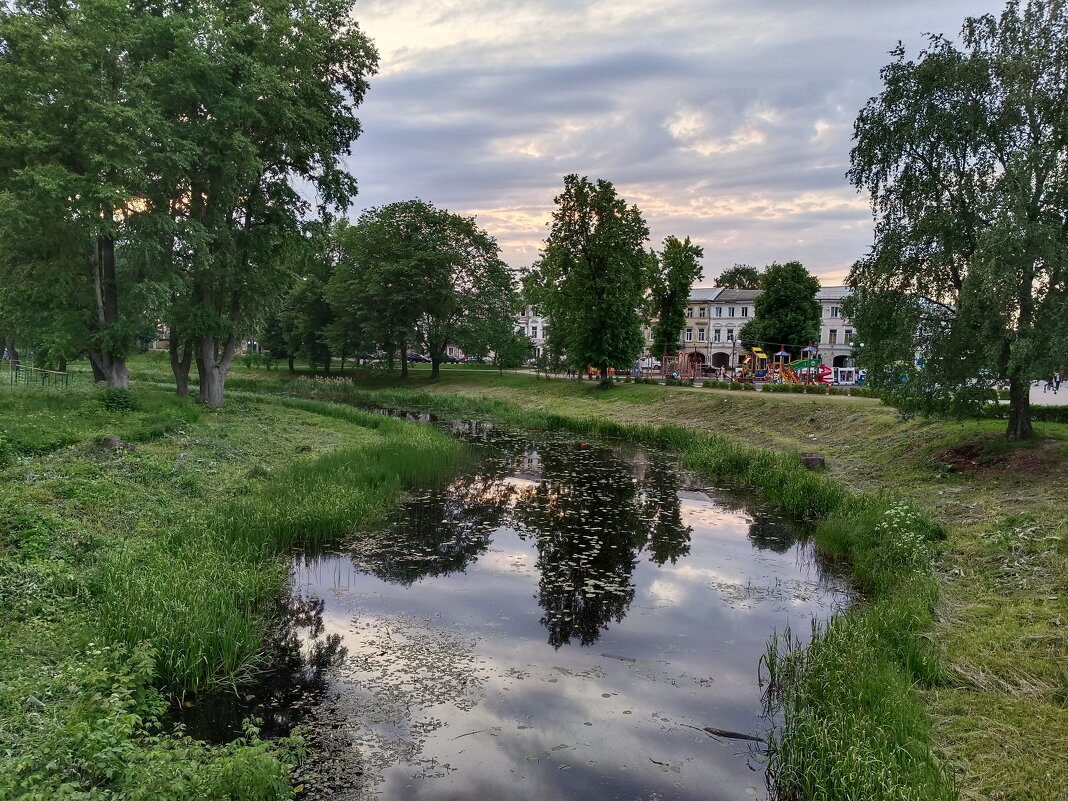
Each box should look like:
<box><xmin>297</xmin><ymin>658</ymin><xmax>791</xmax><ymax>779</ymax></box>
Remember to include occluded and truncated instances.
<box><xmin>442</xmin><ymin>354</ymin><xmax>461</xmax><ymax>363</ymax></box>
<box><xmin>406</xmin><ymin>352</ymin><xmax>430</xmax><ymax>363</ymax></box>
<box><xmin>637</xmin><ymin>357</ymin><xmax>662</xmax><ymax>370</ymax></box>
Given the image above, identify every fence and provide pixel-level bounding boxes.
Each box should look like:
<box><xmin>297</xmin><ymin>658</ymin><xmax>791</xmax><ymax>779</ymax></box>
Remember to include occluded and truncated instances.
<box><xmin>7</xmin><ymin>363</ymin><xmax>70</xmax><ymax>388</ymax></box>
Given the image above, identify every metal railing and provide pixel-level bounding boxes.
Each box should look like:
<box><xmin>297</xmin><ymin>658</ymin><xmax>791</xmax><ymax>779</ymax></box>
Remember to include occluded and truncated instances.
<box><xmin>8</xmin><ymin>363</ymin><xmax>70</xmax><ymax>388</ymax></box>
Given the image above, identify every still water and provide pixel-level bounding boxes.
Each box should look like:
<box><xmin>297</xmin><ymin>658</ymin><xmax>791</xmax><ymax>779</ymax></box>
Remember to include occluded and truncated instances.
<box><xmin>209</xmin><ymin>420</ymin><xmax>847</xmax><ymax>800</ymax></box>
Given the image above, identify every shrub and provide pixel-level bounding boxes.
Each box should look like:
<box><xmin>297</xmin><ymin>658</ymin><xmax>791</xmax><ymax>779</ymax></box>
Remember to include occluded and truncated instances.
<box><xmin>99</xmin><ymin>388</ymin><xmax>140</xmax><ymax>413</ymax></box>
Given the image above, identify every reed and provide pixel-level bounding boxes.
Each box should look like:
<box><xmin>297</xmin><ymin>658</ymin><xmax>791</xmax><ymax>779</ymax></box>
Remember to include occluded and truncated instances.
<box><xmin>93</xmin><ymin>396</ymin><xmax>463</xmax><ymax>693</ymax></box>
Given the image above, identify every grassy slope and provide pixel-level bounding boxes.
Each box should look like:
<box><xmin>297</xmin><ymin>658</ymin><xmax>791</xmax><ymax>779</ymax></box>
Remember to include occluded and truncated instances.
<box><xmin>0</xmin><ymin>381</ymin><xmax>460</xmax><ymax>799</ymax></box>
<box><xmin>205</xmin><ymin>364</ymin><xmax>1066</xmax><ymax>801</ymax></box>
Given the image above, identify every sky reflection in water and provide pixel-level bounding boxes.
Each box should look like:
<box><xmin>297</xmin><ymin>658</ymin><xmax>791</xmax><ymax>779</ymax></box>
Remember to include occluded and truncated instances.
<box><xmin>290</xmin><ymin>424</ymin><xmax>848</xmax><ymax>801</ymax></box>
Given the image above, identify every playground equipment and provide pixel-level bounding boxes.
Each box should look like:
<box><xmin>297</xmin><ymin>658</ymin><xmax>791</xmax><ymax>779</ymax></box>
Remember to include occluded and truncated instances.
<box><xmin>662</xmin><ymin>352</ymin><xmax>703</xmax><ymax>380</ymax></box>
<box><xmin>791</xmin><ymin>357</ymin><xmax>832</xmax><ymax>385</ymax></box>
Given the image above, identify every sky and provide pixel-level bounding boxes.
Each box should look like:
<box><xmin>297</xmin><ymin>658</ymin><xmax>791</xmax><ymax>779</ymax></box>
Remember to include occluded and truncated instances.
<box><xmin>342</xmin><ymin>0</ymin><xmax>1006</xmax><ymax>287</ymax></box>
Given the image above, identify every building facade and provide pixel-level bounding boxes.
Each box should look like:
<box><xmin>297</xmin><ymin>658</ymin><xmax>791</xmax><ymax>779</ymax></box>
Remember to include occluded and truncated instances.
<box><xmin>642</xmin><ymin>285</ymin><xmax>856</xmax><ymax>372</ymax></box>
<box><xmin>517</xmin><ymin>306</ymin><xmax>549</xmax><ymax>357</ymax></box>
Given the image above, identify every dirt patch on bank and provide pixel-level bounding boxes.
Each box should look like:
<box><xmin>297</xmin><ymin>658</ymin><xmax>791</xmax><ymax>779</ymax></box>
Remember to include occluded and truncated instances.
<box><xmin>932</xmin><ymin>439</ymin><xmax>1065</xmax><ymax>479</ymax></box>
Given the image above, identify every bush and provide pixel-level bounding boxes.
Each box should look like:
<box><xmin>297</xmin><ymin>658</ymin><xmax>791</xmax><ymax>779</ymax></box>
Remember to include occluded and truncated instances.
<box><xmin>99</xmin><ymin>388</ymin><xmax>140</xmax><ymax>413</ymax></box>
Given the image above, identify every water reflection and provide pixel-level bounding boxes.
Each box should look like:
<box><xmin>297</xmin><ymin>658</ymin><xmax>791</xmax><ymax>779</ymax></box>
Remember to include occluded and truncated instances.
<box><xmin>248</xmin><ymin>422</ymin><xmax>847</xmax><ymax>801</ymax></box>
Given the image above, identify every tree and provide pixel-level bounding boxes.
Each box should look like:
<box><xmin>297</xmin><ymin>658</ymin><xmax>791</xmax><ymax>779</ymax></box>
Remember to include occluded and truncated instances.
<box><xmin>848</xmin><ymin>0</ymin><xmax>1068</xmax><ymax>439</ymax></box>
<box><xmin>738</xmin><ymin>261</ymin><xmax>820</xmax><ymax>356</ymax></box>
<box><xmin>526</xmin><ymin>175</ymin><xmax>651</xmax><ymax>379</ymax></box>
<box><xmin>649</xmin><ymin>236</ymin><xmax>704</xmax><ymax>360</ymax></box>
<box><xmin>491</xmin><ymin>329</ymin><xmax>534</xmax><ymax>372</ymax></box>
<box><xmin>166</xmin><ymin>0</ymin><xmax>377</xmax><ymax>407</ymax></box>
<box><xmin>716</xmin><ymin>263</ymin><xmax>762</xmax><ymax>289</ymax></box>
<box><xmin>328</xmin><ymin>200</ymin><xmax>515</xmax><ymax>380</ymax></box>
<box><xmin>0</xmin><ymin>0</ymin><xmax>179</xmax><ymax>387</ymax></box>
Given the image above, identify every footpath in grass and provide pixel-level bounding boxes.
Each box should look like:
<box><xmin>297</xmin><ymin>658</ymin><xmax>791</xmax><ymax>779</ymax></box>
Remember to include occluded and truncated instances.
<box><xmin>210</xmin><ymin>364</ymin><xmax>1067</xmax><ymax>801</ymax></box>
<box><xmin>0</xmin><ymin>382</ymin><xmax>461</xmax><ymax>800</ymax></box>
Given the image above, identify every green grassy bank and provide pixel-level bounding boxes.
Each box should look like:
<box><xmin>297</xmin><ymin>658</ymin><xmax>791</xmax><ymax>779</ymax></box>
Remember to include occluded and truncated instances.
<box><xmin>165</xmin><ymin>363</ymin><xmax>1067</xmax><ymax>801</ymax></box>
<box><xmin>0</xmin><ymin>383</ymin><xmax>461</xmax><ymax>799</ymax></box>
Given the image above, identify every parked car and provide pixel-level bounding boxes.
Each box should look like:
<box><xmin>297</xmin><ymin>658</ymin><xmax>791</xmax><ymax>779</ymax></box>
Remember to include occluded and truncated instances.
<box><xmin>638</xmin><ymin>357</ymin><xmax>662</xmax><ymax>370</ymax></box>
<box><xmin>406</xmin><ymin>352</ymin><xmax>430</xmax><ymax>363</ymax></box>
<box><xmin>442</xmin><ymin>354</ymin><xmax>461</xmax><ymax>363</ymax></box>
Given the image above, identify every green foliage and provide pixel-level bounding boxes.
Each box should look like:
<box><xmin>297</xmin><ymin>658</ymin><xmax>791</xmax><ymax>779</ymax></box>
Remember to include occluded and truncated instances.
<box><xmin>327</xmin><ymin>201</ymin><xmax>515</xmax><ymax>377</ymax></box>
<box><xmin>848</xmin><ymin>0</ymin><xmax>1068</xmax><ymax>439</ymax></box>
<box><xmin>715</xmin><ymin>263</ymin><xmax>762</xmax><ymax>289</ymax></box>
<box><xmin>649</xmin><ymin>236</ymin><xmax>704</xmax><ymax>358</ymax></box>
<box><xmin>526</xmin><ymin>174</ymin><xmax>651</xmax><ymax>376</ymax></box>
<box><xmin>738</xmin><ymin>261</ymin><xmax>821</xmax><ymax>356</ymax></box>
<box><xmin>99</xmin><ymin>387</ymin><xmax>141</xmax><ymax>413</ymax></box>
<box><xmin>0</xmin><ymin>384</ymin><xmax>462</xmax><ymax>797</ymax></box>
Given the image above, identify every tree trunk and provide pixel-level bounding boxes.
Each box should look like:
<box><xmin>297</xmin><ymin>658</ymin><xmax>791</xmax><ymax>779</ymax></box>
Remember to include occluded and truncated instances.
<box><xmin>57</xmin><ymin>357</ymin><xmax>67</xmax><ymax>373</ymax></box>
<box><xmin>288</xmin><ymin>355</ymin><xmax>295</xmax><ymax>373</ymax></box>
<box><xmin>88</xmin><ymin>349</ymin><xmax>129</xmax><ymax>388</ymax></box>
<box><xmin>600</xmin><ymin>366</ymin><xmax>609</xmax><ymax>380</ymax></box>
<box><xmin>196</xmin><ymin>335</ymin><xmax>238</xmax><ymax>408</ymax></box>
<box><xmin>90</xmin><ymin>357</ymin><xmax>106</xmax><ymax>383</ymax></box>
<box><xmin>1006</xmin><ymin>376</ymin><xmax>1033</xmax><ymax>440</ymax></box>
<box><xmin>400</xmin><ymin>343</ymin><xmax>409</xmax><ymax>379</ymax></box>
<box><xmin>170</xmin><ymin>338</ymin><xmax>194</xmax><ymax>397</ymax></box>
<box><xmin>4</xmin><ymin>338</ymin><xmax>18</xmax><ymax>367</ymax></box>
<box><xmin>323</xmin><ymin>352</ymin><xmax>331</xmax><ymax>374</ymax></box>
<box><xmin>431</xmin><ymin>358</ymin><xmax>440</xmax><ymax>379</ymax></box>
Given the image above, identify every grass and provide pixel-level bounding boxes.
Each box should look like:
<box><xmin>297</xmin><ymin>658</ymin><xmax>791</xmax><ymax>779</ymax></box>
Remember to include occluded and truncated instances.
<box><xmin>0</xmin><ymin>380</ymin><xmax>462</xmax><ymax>799</ymax></box>
<box><xmin>156</xmin><ymin>359</ymin><xmax>1068</xmax><ymax>801</ymax></box>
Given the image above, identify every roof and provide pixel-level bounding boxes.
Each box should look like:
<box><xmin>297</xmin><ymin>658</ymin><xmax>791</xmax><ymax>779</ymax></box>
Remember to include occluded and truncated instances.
<box><xmin>710</xmin><ymin>288</ymin><xmax>761</xmax><ymax>303</ymax></box>
<box><xmin>688</xmin><ymin>287</ymin><xmax>723</xmax><ymax>302</ymax></box>
<box><xmin>816</xmin><ymin>285</ymin><xmax>851</xmax><ymax>302</ymax></box>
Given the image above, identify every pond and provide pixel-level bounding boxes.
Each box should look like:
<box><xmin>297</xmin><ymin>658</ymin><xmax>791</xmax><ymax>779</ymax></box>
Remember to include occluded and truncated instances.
<box><xmin>184</xmin><ymin>419</ymin><xmax>849</xmax><ymax>800</ymax></box>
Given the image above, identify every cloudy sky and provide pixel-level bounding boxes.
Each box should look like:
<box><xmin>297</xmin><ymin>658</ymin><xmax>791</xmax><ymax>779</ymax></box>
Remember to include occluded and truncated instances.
<box><xmin>343</xmin><ymin>0</ymin><xmax>1005</xmax><ymax>286</ymax></box>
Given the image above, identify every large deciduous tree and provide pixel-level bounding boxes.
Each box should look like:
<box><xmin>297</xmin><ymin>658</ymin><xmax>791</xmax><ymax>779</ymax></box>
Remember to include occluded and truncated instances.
<box><xmin>848</xmin><ymin>0</ymin><xmax>1068</xmax><ymax>439</ymax></box>
<box><xmin>739</xmin><ymin>261</ymin><xmax>821</xmax><ymax>356</ymax></box>
<box><xmin>527</xmin><ymin>175</ymin><xmax>651</xmax><ymax>379</ymax></box>
<box><xmin>328</xmin><ymin>200</ymin><xmax>515</xmax><ymax>379</ymax></box>
<box><xmin>716</xmin><ymin>263</ymin><xmax>762</xmax><ymax>289</ymax></box>
<box><xmin>0</xmin><ymin>0</ymin><xmax>178</xmax><ymax>387</ymax></box>
<box><xmin>649</xmin><ymin>236</ymin><xmax>704</xmax><ymax>361</ymax></box>
<box><xmin>170</xmin><ymin>0</ymin><xmax>377</xmax><ymax>406</ymax></box>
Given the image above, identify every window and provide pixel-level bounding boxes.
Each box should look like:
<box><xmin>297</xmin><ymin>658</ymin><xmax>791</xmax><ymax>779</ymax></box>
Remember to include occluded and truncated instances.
<box><xmin>685</xmin><ymin>328</ymin><xmax>693</xmax><ymax>342</ymax></box>
<box><xmin>698</xmin><ymin>328</ymin><xmax>706</xmax><ymax>342</ymax></box>
<box><xmin>728</xmin><ymin>307</ymin><xmax>736</xmax><ymax>318</ymax></box>
<box><xmin>845</xmin><ymin>328</ymin><xmax>853</xmax><ymax>345</ymax></box>
<box><xmin>829</xmin><ymin>329</ymin><xmax>838</xmax><ymax>345</ymax></box>
<box><xmin>713</xmin><ymin>328</ymin><xmax>721</xmax><ymax>343</ymax></box>
<box><xmin>715</xmin><ymin>306</ymin><xmax>722</xmax><ymax>317</ymax></box>
<box><xmin>830</xmin><ymin>306</ymin><xmax>840</xmax><ymax>318</ymax></box>
<box><xmin>531</xmin><ymin>327</ymin><xmax>538</xmax><ymax>339</ymax></box>
<box><xmin>698</xmin><ymin>306</ymin><xmax>706</xmax><ymax>318</ymax></box>
<box><xmin>741</xmin><ymin>306</ymin><xmax>748</xmax><ymax>317</ymax></box>
<box><xmin>726</xmin><ymin>328</ymin><xmax>734</xmax><ymax>341</ymax></box>
<box><xmin>686</xmin><ymin>307</ymin><xmax>693</xmax><ymax>317</ymax></box>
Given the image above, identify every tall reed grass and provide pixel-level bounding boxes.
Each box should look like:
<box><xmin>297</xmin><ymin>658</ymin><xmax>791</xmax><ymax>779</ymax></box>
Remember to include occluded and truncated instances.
<box><xmin>94</xmin><ymin>397</ymin><xmax>463</xmax><ymax>694</ymax></box>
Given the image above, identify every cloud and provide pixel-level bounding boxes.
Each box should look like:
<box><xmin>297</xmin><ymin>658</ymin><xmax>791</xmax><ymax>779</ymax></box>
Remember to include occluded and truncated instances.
<box><xmin>346</xmin><ymin>0</ymin><xmax>1007</xmax><ymax>284</ymax></box>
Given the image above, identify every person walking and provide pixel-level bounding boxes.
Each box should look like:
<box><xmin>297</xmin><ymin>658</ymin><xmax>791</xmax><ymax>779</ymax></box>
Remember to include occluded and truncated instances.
<box><xmin>1055</xmin><ymin>371</ymin><xmax>1062</xmax><ymax>393</ymax></box>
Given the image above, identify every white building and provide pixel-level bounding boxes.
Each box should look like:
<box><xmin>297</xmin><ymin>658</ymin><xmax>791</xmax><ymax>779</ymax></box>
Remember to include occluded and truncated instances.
<box><xmin>643</xmin><ymin>285</ymin><xmax>857</xmax><ymax>372</ymax></box>
<box><xmin>517</xmin><ymin>306</ymin><xmax>549</xmax><ymax>357</ymax></box>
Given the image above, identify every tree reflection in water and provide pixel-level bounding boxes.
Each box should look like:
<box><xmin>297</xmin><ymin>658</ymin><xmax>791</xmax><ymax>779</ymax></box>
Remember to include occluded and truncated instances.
<box><xmin>334</xmin><ymin>425</ymin><xmax>814</xmax><ymax>648</ymax></box>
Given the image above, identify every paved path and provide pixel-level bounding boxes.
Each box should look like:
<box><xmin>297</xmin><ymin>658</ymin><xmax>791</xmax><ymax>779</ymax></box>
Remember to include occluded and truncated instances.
<box><xmin>1031</xmin><ymin>380</ymin><xmax>1067</xmax><ymax>406</ymax></box>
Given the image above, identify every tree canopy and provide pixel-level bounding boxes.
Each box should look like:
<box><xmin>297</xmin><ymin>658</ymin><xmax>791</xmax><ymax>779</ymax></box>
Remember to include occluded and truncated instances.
<box><xmin>716</xmin><ymin>264</ymin><xmax>762</xmax><ymax>289</ymax></box>
<box><xmin>327</xmin><ymin>200</ymin><xmax>515</xmax><ymax>379</ymax></box>
<box><xmin>739</xmin><ymin>261</ymin><xmax>821</xmax><ymax>356</ymax></box>
<box><xmin>649</xmin><ymin>236</ymin><xmax>704</xmax><ymax>358</ymax></box>
<box><xmin>526</xmin><ymin>175</ymin><xmax>651</xmax><ymax>379</ymax></box>
<box><xmin>847</xmin><ymin>0</ymin><xmax>1068</xmax><ymax>439</ymax></box>
<box><xmin>0</xmin><ymin>0</ymin><xmax>378</xmax><ymax>404</ymax></box>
